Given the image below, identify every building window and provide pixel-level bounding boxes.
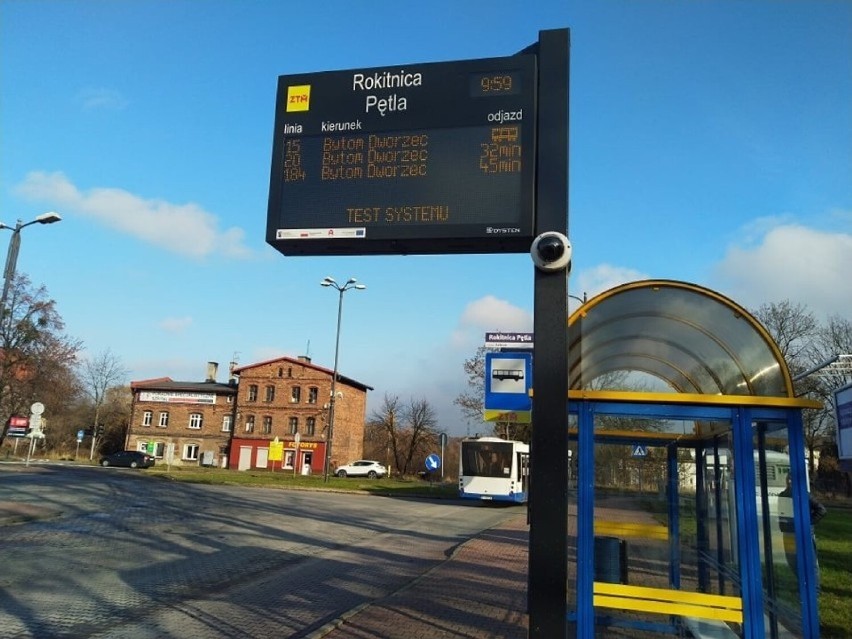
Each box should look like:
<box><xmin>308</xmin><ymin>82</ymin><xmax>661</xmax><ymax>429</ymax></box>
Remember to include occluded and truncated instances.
<box><xmin>222</xmin><ymin>415</ymin><xmax>232</xmax><ymax>432</ymax></box>
<box><xmin>183</xmin><ymin>444</ymin><xmax>200</xmax><ymax>461</ymax></box>
<box><xmin>142</xmin><ymin>442</ymin><xmax>166</xmax><ymax>458</ymax></box>
<box><xmin>278</xmin><ymin>367</ymin><xmax>284</xmax><ymax>378</ymax></box>
<box><xmin>248</xmin><ymin>385</ymin><xmax>258</xmax><ymax>402</ymax></box>
<box><xmin>263</xmin><ymin>416</ymin><xmax>272</xmax><ymax>434</ymax></box>
<box><xmin>245</xmin><ymin>415</ymin><xmax>255</xmax><ymax>433</ymax></box>
<box><xmin>308</xmin><ymin>387</ymin><xmax>318</xmax><ymax>404</ymax></box>
<box><xmin>290</xmin><ymin>386</ymin><xmax>301</xmax><ymax>403</ymax></box>
<box><xmin>227</xmin><ymin>396</ymin><xmax>233</xmax><ymax>404</ymax></box>
<box><xmin>288</xmin><ymin>367</ymin><xmax>293</xmax><ymax>378</ymax></box>
<box><xmin>142</xmin><ymin>411</ymin><xmax>153</xmax><ymax>427</ymax></box>
<box><xmin>306</xmin><ymin>416</ymin><xmax>316</xmax><ymax>436</ymax></box>
<box><xmin>139</xmin><ymin>442</ymin><xmax>165</xmax><ymax>457</ymax></box>
<box><xmin>265</xmin><ymin>385</ymin><xmax>275</xmax><ymax>402</ymax></box>
<box><xmin>289</xmin><ymin>417</ymin><xmax>298</xmax><ymax>435</ymax></box>
<box><xmin>189</xmin><ymin>413</ymin><xmax>203</xmax><ymax>429</ymax></box>
<box><xmin>158</xmin><ymin>412</ymin><xmax>169</xmax><ymax>428</ymax></box>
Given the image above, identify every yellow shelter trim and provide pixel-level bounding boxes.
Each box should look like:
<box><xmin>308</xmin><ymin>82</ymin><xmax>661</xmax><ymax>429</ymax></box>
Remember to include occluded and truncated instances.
<box><xmin>567</xmin><ymin>389</ymin><xmax>822</xmax><ymax>410</ymax></box>
<box><xmin>594</xmin><ymin>520</ymin><xmax>668</xmax><ymax>541</ymax></box>
<box><xmin>529</xmin><ymin>387</ymin><xmax>821</xmax><ymax>409</ymax></box>
<box><xmin>593</xmin><ymin>582</ymin><xmax>743</xmax><ymax>623</ymax></box>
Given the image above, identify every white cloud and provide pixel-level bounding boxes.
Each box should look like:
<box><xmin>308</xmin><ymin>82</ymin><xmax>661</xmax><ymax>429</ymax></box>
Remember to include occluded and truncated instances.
<box><xmin>363</xmin><ymin>296</ymin><xmax>531</xmax><ymax>433</ymax></box>
<box><xmin>575</xmin><ymin>264</ymin><xmax>650</xmax><ymax>301</ymax></box>
<box><xmin>14</xmin><ymin>171</ymin><xmax>252</xmax><ymax>259</ymax></box>
<box><xmin>158</xmin><ymin>316</ymin><xmax>193</xmax><ymax>333</ymax></box>
<box><xmin>713</xmin><ymin>222</ymin><xmax>852</xmax><ymax>319</ymax></box>
<box><xmin>75</xmin><ymin>87</ymin><xmax>129</xmax><ymax>111</ymax></box>
<box><xmin>450</xmin><ymin>295</ymin><xmax>533</xmax><ymax>349</ymax></box>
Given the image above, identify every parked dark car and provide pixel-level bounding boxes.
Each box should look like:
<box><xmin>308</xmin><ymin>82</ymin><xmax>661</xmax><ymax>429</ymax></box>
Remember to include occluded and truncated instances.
<box><xmin>99</xmin><ymin>450</ymin><xmax>155</xmax><ymax>469</ymax></box>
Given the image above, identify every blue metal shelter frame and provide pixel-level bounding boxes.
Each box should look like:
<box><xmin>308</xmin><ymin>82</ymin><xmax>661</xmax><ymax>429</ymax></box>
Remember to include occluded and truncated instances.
<box><xmin>564</xmin><ymin>281</ymin><xmax>823</xmax><ymax>639</ymax></box>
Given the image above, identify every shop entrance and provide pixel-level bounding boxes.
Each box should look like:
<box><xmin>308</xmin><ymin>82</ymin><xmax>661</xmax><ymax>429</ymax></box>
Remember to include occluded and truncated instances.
<box><xmin>301</xmin><ymin>451</ymin><xmax>313</xmax><ymax>475</ymax></box>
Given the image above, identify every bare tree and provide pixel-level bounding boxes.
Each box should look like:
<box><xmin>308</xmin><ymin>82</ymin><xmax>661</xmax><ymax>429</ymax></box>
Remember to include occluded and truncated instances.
<box><xmin>0</xmin><ymin>274</ymin><xmax>82</xmax><ymax>448</ymax></box>
<box><xmin>453</xmin><ymin>346</ymin><xmax>487</xmax><ymax>426</ymax></box>
<box><xmin>366</xmin><ymin>393</ymin><xmax>402</xmax><ymax>474</ymax></box>
<box><xmin>80</xmin><ymin>348</ymin><xmax>128</xmax><ymax>457</ymax></box>
<box><xmin>809</xmin><ymin>315</ymin><xmax>852</xmax><ymax>494</ymax></box>
<box><xmin>453</xmin><ymin>346</ymin><xmax>529</xmax><ymax>441</ymax></box>
<box><xmin>402</xmin><ymin>397</ymin><xmax>440</xmax><ymax>473</ymax></box>
<box><xmin>367</xmin><ymin>393</ymin><xmax>440</xmax><ymax>476</ymax></box>
<box><xmin>752</xmin><ymin>301</ymin><xmax>847</xmax><ymax>475</ymax></box>
<box><xmin>753</xmin><ymin>300</ymin><xmax>818</xmax><ymax>373</ymax></box>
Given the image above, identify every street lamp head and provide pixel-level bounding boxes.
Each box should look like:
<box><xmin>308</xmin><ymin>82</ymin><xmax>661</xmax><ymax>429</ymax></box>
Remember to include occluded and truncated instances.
<box><xmin>346</xmin><ymin>277</ymin><xmax>358</xmax><ymax>284</ymax></box>
<box><xmin>354</xmin><ymin>284</ymin><xmax>366</xmax><ymax>290</ymax></box>
<box><xmin>36</xmin><ymin>212</ymin><xmax>62</xmax><ymax>225</ymax></box>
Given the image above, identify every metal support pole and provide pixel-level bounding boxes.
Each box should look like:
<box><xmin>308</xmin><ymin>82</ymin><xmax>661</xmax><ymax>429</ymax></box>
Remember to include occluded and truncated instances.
<box><xmin>0</xmin><ymin>227</ymin><xmax>22</xmax><ymax>318</ymax></box>
<box><xmin>528</xmin><ymin>28</ymin><xmax>570</xmax><ymax>639</ymax></box>
<box><xmin>320</xmin><ymin>277</ymin><xmax>364</xmax><ymax>482</ymax></box>
<box><xmin>324</xmin><ymin>289</ymin><xmax>344</xmax><ymax>482</ymax></box>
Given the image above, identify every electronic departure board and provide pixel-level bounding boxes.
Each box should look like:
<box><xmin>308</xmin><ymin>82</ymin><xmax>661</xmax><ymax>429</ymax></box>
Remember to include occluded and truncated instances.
<box><xmin>266</xmin><ymin>54</ymin><xmax>537</xmax><ymax>256</ymax></box>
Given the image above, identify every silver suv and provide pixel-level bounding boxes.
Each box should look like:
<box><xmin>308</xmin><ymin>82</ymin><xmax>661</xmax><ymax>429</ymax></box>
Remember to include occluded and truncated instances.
<box><xmin>335</xmin><ymin>460</ymin><xmax>387</xmax><ymax>479</ymax></box>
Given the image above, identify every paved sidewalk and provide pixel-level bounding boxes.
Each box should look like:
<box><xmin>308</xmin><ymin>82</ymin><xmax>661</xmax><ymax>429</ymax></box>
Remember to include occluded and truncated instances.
<box><xmin>1</xmin><ymin>467</ymin><xmax>531</xmax><ymax>639</ymax></box>
<box><xmin>315</xmin><ymin>513</ymin><xmax>530</xmax><ymax>639</ymax></box>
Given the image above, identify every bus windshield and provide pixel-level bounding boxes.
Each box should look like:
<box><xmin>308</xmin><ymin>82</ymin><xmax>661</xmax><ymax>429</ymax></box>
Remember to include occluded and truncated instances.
<box><xmin>461</xmin><ymin>440</ymin><xmax>514</xmax><ymax>477</ymax></box>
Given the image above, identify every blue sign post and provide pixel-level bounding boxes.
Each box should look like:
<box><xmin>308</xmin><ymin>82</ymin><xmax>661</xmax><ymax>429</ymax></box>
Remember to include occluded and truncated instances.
<box><xmin>425</xmin><ymin>454</ymin><xmax>441</xmax><ymax>471</ymax></box>
<box><xmin>424</xmin><ymin>453</ymin><xmax>441</xmax><ymax>486</ymax></box>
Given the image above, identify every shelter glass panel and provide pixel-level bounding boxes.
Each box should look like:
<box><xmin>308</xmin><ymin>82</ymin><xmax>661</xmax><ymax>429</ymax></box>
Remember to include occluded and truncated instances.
<box><xmin>754</xmin><ymin>423</ymin><xmax>807</xmax><ymax>639</ymax></box>
<box><xmin>589</xmin><ymin>415</ymin><xmax>744</xmax><ymax>638</ymax></box>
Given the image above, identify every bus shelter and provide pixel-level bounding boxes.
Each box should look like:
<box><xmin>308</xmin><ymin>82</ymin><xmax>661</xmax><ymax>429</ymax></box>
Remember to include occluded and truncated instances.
<box><xmin>564</xmin><ymin>280</ymin><xmax>822</xmax><ymax>639</ymax></box>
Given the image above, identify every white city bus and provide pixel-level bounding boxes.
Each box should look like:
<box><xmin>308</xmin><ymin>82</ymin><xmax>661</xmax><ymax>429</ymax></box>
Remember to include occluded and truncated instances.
<box><xmin>458</xmin><ymin>437</ymin><xmax>530</xmax><ymax>503</ymax></box>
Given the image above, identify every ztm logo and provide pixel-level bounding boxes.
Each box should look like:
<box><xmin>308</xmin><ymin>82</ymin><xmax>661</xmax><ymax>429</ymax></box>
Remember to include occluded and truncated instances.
<box><xmin>287</xmin><ymin>85</ymin><xmax>311</xmax><ymax>112</ymax></box>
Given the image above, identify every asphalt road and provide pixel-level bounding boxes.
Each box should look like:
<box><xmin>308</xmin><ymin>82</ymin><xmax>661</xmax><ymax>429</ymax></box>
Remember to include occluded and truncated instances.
<box><xmin>0</xmin><ymin>463</ymin><xmax>522</xmax><ymax>639</ymax></box>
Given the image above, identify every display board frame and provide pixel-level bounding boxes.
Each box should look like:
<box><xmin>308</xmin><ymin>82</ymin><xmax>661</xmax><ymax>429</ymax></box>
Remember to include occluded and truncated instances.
<box><xmin>266</xmin><ymin>55</ymin><xmax>538</xmax><ymax>256</ymax></box>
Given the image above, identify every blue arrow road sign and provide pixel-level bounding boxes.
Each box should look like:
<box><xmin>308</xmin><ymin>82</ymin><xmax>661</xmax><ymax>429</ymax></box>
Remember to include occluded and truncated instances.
<box><xmin>425</xmin><ymin>454</ymin><xmax>441</xmax><ymax>471</ymax></box>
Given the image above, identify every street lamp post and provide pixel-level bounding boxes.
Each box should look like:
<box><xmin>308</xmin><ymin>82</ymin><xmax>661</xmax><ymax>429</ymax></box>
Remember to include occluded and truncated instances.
<box><xmin>320</xmin><ymin>276</ymin><xmax>365</xmax><ymax>482</ymax></box>
<box><xmin>0</xmin><ymin>212</ymin><xmax>62</xmax><ymax>320</ymax></box>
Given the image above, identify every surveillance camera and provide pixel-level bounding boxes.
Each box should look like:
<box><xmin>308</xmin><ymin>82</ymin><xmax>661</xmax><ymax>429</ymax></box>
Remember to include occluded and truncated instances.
<box><xmin>530</xmin><ymin>232</ymin><xmax>572</xmax><ymax>272</ymax></box>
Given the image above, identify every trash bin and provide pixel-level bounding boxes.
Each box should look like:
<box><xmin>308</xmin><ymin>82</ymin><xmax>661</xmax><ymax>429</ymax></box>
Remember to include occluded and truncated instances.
<box><xmin>594</xmin><ymin>536</ymin><xmax>628</xmax><ymax>584</ymax></box>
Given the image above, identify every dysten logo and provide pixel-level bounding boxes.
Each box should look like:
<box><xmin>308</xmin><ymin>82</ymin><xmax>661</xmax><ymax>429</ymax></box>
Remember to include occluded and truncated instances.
<box><xmin>286</xmin><ymin>85</ymin><xmax>311</xmax><ymax>112</ymax></box>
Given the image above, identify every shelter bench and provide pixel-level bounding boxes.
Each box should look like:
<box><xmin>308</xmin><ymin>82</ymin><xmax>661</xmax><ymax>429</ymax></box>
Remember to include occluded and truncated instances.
<box><xmin>593</xmin><ymin>582</ymin><xmax>741</xmax><ymax>638</ymax></box>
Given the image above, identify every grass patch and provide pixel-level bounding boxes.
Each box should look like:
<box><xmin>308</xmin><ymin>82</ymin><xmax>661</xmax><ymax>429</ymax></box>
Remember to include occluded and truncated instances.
<box><xmin>639</xmin><ymin>494</ymin><xmax>852</xmax><ymax>637</ymax></box>
<box><xmin>815</xmin><ymin>498</ymin><xmax>852</xmax><ymax>639</ymax></box>
<box><xmin>145</xmin><ymin>465</ymin><xmax>459</xmax><ymax>499</ymax></box>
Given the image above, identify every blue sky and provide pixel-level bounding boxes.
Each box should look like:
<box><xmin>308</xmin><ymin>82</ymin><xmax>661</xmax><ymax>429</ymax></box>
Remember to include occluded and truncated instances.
<box><xmin>1</xmin><ymin>0</ymin><xmax>850</xmax><ymax>435</ymax></box>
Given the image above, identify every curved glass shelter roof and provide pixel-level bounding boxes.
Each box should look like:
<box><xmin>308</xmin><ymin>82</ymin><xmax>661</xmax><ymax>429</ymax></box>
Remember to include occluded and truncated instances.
<box><xmin>568</xmin><ymin>280</ymin><xmax>795</xmax><ymax>398</ymax></box>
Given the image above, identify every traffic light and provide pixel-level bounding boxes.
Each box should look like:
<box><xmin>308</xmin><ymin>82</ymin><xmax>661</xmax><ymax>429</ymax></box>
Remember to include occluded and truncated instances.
<box><xmin>96</xmin><ymin>424</ymin><xmax>105</xmax><ymax>437</ymax></box>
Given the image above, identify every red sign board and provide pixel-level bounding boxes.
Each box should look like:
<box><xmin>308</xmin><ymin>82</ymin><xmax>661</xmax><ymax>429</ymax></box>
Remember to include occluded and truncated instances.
<box><xmin>6</xmin><ymin>415</ymin><xmax>29</xmax><ymax>437</ymax></box>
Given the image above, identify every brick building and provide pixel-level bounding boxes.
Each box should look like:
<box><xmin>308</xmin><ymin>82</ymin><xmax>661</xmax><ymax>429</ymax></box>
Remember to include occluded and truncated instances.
<box><xmin>127</xmin><ymin>362</ymin><xmax>237</xmax><ymax>467</ymax></box>
<box><xmin>228</xmin><ymin>355</ymin><xmax>372</xmax><ymax>473</ymax></box>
